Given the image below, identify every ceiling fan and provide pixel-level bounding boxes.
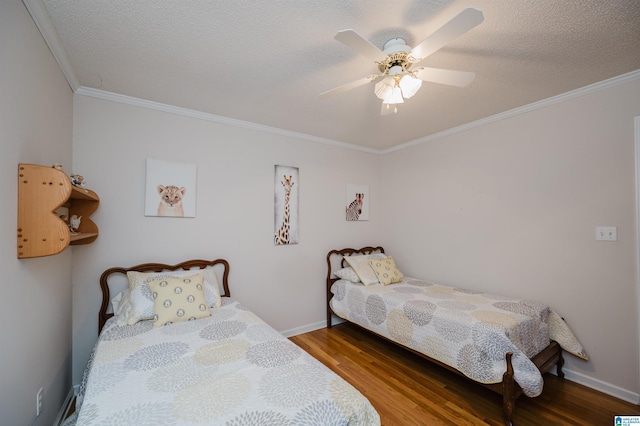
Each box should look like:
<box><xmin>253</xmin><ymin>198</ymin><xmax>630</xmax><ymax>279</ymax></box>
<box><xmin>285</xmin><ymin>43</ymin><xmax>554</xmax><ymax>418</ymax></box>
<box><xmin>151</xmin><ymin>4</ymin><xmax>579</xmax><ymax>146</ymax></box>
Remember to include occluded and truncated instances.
<box><xmin>320</xmin><ymin>7</ymin><xmax>484</xmax><ymax>115</ymax></box>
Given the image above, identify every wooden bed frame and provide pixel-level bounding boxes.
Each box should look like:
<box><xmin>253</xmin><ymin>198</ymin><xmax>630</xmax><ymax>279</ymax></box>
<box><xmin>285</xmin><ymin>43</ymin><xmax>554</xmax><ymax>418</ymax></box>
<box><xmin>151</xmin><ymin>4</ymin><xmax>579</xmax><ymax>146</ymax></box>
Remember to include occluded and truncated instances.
<box><xmin>326</xmin><ymin>247</ymin><xmax>564</xmax><ymax>426</ymax></box>
<box><xmin>99</xmin><ymin>258</ymin><xmax>230</xmax><ymax>332</ymax></box>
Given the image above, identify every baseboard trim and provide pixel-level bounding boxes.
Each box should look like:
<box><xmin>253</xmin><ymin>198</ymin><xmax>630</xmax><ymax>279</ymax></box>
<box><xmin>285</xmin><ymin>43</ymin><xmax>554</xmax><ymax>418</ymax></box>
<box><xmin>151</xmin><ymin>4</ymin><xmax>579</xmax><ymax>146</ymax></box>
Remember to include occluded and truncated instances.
<box><xmin>552</xmin><ymin>367</ymin><xmax>640</xmax><ymax>405</ymax></box>
<box><xmin>53</xmin><ymin>385</ymin><xmax>77</xmax><ymax>426</ymax></box>
<box><xmin>280</xmin><ymin>320</ymin><xmax>326</xmax><ymax>338</ymax></box>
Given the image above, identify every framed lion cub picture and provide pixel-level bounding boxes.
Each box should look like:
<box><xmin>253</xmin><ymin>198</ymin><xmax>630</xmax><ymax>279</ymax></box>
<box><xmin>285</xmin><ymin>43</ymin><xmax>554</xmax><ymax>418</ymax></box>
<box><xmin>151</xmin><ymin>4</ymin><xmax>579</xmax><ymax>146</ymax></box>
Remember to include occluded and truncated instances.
<box><xmin>144</xmin><ymin>159</ymin><xmax>197</xmax><ymax>218</ymax></box>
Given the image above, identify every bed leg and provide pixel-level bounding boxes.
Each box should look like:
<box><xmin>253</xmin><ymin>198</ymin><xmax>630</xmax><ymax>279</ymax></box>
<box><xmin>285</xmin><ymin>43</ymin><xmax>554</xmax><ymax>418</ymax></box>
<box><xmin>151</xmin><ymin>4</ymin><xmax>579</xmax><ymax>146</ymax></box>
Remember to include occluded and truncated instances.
<box><xmin>556</xmin><ymin>350</ymin><xmax>565</xmax><ymax>379</ymax></box>
<box><xmin>326</xmin><ymin>276</ymin><xmax>334</xmax><ymax>328</ymax></box>
<box><xmin>502</xmin><ymin>352</ymin><xmax>515</xmax><ymax>426</ymax></box>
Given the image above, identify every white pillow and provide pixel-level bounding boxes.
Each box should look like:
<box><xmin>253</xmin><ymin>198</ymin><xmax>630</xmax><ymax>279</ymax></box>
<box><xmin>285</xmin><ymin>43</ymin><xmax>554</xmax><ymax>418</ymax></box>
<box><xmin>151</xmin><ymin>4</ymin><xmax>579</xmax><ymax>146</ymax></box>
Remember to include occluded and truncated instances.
<box><xmin>343</xmin><ymin>253</ymin><xmax>386</xmax><ymax>286</ymax></box>
<box><xmin>110</xmin><ymin>290</ymin><xmax>132</xmax><ymax>326</ymax></box>
<box><xmin>111</xmin><ymin>289</ymin><xmax>127</xmax><ymax>313</ymax></box>
<box><xmin>334</xmin><ymin>267</ymin><xmax>361</xmax><ymax>283</ymax></box>
<box><xmin>125</xmin><ymin>268</ymin><xmax>221</xmax><ymax>325</ymax></box>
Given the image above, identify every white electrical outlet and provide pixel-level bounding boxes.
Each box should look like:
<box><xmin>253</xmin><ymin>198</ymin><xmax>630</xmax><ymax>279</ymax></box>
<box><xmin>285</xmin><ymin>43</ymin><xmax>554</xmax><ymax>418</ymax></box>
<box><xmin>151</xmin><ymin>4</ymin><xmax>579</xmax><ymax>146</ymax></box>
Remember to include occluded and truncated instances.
<box><xmin>595</xmin><ymin>226</ymin><xmax>617</xmax><ymax>241</ymax></box>
<box><xmin>36</xmin><ymin>387</ymin><xmax>43</xmax><ymax>416</ymax></box>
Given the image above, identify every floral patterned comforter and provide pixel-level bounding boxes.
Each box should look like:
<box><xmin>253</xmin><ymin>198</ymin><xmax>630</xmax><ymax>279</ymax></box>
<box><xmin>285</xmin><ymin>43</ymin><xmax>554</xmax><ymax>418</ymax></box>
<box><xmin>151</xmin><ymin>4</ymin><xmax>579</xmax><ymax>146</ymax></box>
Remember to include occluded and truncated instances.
<box><xmin>75</xmin><ymin>298</ymin><xmax>379</xmax><ymax>425</ymax></box>
<box><xmin>330</xmin><ymin>278</ymin><xmax>587</xmax><ymax>397</ymax></box>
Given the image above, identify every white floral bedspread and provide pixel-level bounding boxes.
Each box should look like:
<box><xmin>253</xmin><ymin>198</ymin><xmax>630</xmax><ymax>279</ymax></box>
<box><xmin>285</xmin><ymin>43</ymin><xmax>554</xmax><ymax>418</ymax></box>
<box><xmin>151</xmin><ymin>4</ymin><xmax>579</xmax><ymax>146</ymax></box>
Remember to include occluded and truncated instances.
<box><xmin>330</xmin><ymin>278</ymin><xmax>587</xmax><ymax>397</ymax></box>
<box><xmin>75</xmin><ymin>298</ymin><xmax>379</xmax><ymax>425</ymax></box>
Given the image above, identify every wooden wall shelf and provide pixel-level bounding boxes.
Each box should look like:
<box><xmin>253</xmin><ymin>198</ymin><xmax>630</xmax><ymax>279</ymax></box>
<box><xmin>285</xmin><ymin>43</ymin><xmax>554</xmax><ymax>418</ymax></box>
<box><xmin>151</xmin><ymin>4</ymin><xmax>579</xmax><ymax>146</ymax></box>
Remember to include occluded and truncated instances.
<box><xmin>17</xmin><ymin>163</ymin><xmax>100</xmax><ymax>258</ymax></box>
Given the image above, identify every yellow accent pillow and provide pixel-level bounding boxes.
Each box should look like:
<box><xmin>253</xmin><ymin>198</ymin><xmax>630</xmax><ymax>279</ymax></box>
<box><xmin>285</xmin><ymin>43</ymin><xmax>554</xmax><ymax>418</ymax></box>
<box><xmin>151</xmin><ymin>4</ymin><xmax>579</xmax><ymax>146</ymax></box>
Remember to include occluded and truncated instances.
<box><xmin>368</xmin><ymin>256</ymin><xmax>404</xmax><ymax>285</ymax></box>
<box><xmin>125</xmin><ymin>268</ymin><xmax>221</xmax><ymax>325</ymax></box>
<box><xmin>148</xmin><ymin>274</ymin><xmax>210</xmax><ymax>328</ymax></box>
<box><xmin>344</xmin><ymin>254</ymin><xmax>386</xmax><ymax>286</ymax></box>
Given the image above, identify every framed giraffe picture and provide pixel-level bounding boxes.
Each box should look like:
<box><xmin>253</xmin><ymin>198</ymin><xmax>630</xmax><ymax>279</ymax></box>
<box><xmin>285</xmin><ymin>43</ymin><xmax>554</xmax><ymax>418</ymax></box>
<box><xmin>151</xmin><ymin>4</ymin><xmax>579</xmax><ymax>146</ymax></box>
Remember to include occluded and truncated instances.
<box><xmin>274</xmin><ymin>165</ymin><xmax>299</xmax><ymax>245</ymax></box>
<box><xmin>346</xmin><ymin>184</ymin><xmax>369</xmax><ymax>221</ymax></box>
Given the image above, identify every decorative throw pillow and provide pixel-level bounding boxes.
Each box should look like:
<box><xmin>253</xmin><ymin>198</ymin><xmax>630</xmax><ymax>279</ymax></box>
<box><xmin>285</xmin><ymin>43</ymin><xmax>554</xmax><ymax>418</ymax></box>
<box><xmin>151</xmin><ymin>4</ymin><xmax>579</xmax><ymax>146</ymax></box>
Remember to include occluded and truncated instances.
<box><xmin>126</xmin><ymin>268</ymin><xmax>221</xmax><ymax>325</ymax></box>
<box><xmin>334</xmin><ymin>267</ymin><xmax>361</xmax><ymax>283</ymax></box>
<box><xmin>148</xmin><ymin>274</ymin><xmax>210</xmax><ymax>328</ymax></box>
<box><xmin>368</xmin><ymin>256</ymin><xmax>404</xmax><ymax>285</ymax></box>
<box><xmin>344</xmin><ymin>253</ymin><xmax>386</xmax><ymax>286</ymax></box>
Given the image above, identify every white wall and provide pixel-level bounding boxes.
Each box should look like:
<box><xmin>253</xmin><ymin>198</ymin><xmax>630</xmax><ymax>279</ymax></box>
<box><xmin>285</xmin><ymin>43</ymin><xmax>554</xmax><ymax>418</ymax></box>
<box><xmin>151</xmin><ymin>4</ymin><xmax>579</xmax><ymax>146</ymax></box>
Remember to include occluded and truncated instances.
<box><xmin>380</xmin><ymin>78</ymin><xmax>640</xmax><ymax>401</ymax></box>
<box><xmin>0</xmin><ymin>0</ymin><xmax>74</xmax><ymax>424</ymax></box>
<box><xmin>71</xmin><ymin>77</ymin><xmax>640</xmax><ymax>401</ymax></box>
<box><xmin>71</xmin><ymin>95</ymin><xmax>382</xmax><ymax>381</ymax></box>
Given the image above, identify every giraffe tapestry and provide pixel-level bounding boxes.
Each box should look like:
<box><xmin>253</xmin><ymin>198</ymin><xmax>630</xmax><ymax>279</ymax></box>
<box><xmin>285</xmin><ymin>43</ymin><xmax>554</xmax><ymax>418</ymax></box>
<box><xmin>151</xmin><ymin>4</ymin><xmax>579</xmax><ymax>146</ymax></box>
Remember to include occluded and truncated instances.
<box><xmin>346</xmin><ymin>183</ymin><xmax>369</xmax><ymax>221</ymax></box>
<box><xmin>274</xmin><ymin>165</ymin><xmax>299</xmax><ymax>245</ymax></box>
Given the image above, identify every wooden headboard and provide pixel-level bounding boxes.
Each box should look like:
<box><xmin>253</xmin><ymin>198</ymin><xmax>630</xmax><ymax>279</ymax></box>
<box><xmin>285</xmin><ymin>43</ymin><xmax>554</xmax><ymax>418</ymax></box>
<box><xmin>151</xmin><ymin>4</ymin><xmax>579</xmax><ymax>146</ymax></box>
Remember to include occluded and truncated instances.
<box><xmin>325</xmin><ymin>246</ymin><xmax>384</xmax><ymax>328</ymax></box>
<box><xmin>99</xmin><ymin>258</ymin><xmax>230</xmax><ymax>332</ymax></box>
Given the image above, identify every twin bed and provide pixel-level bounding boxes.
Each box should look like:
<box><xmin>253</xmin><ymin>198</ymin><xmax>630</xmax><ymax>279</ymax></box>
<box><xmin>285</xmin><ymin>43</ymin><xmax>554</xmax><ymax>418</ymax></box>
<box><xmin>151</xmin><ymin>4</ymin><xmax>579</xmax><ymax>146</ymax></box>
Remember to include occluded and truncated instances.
<box><xmin>74</xmin><ymin>248</ymin><xmax>586</xmax><ymax>425</ymax></box>
<box><xmin>326</xmin><ymin>246</ymin><xmax>587</xmax><ymax>426</ymax></box>
<box><xmin>74</xmin><ymin>258</ymin><xmax>379</xmax><ymax>425</ymax></box>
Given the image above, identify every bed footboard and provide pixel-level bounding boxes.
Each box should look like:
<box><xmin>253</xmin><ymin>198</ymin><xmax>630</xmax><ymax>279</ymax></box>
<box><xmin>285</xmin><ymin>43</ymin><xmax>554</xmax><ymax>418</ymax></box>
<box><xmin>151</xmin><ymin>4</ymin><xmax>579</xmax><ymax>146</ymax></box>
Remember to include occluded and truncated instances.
<box><xmin>502</xmin><ymin>352</ymin><xmax>516</xmax><ymax>426</ymax></box>
<box><xmin>500</xmin><ymin>341</ymin><xmax>563</xmax><ymax>426</ymax></box>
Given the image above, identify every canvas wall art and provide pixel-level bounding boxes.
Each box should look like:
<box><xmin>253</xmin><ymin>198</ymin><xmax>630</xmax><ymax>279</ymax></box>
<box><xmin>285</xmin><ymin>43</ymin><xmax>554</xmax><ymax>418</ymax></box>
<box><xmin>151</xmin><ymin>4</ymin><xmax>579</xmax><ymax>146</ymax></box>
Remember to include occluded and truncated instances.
<box><xmin>274</xmin><ymin>165</ymin><xmax>299</xmax><ymax>245</ymax></box>
<box><xmin>144</xmin><ymin>159</ymin><xmax>197</xmax><ymax>217</ymax></box>
<box><xmin>346</xmin><ymin>184</ymin><xmax>369</xmax><ymax>221</ymax></box>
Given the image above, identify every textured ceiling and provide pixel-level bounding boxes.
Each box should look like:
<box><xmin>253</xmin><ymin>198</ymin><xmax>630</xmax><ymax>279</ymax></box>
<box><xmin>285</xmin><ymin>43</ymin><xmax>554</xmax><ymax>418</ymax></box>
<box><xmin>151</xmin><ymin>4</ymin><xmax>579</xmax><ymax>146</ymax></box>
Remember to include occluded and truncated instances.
<box><xmin>29</xmin><ymin>0</ymin><xmax>640</xmax><ymax>151</ymax></box>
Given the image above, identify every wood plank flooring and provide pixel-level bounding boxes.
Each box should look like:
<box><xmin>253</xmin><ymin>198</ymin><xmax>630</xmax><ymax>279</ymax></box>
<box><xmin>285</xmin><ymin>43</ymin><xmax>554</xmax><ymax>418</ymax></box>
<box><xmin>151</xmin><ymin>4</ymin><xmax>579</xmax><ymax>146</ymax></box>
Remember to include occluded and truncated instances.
<box><xmin>290</xmin><ymin>322</ymin><xmax>639</xmax><ymax>426</ymax></box>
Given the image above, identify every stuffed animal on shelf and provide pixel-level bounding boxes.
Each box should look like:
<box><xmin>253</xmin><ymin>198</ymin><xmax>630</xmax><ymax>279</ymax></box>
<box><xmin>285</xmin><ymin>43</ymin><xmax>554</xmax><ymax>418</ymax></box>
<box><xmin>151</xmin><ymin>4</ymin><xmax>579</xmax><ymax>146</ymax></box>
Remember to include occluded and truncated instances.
<box><xmin>70</xmin><ymin>174</ymin><xmax>85</xmax><ymax>187</ymax></box>
<box><xmin>69</xmin><ymin>215</ymin><xmax>82</xmax><ymax>234</ymax></box>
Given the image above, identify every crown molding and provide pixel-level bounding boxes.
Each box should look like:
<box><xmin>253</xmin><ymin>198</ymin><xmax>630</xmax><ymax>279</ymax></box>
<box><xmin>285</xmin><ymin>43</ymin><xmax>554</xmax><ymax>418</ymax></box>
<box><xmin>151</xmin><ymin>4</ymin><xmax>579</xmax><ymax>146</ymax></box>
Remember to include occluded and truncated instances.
<box><xmin>75</xmin><ymin>87</ymin><xmax>380</xmax><ymax>154</ymax></box>
<box><xmin>77</xmin><ymin>69</ymin><xmax>640</xmax><ymax>156</ymax></box>
<box><xmin>23</xmin><ymin>0</ymin><xmax>80</xmax><ymax>91</ymax></box>
<box><xmin>382</xmin><ymin>69</ymin><xmax>640</xmax><ymax>154</ymax></box>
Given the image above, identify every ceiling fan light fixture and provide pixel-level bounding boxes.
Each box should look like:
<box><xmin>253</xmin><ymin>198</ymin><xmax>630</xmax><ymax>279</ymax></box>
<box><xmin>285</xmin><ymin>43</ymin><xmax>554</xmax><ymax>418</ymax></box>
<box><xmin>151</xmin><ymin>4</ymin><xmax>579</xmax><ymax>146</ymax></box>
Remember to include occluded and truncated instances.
<box><xmin>388</xmin><ymin>64</ymin><xmax>404</xmax><ymax>76</ymax></box>
<box><xmin>374</xmin><ymin>77</ymin><xmax>393</xmax><ymax>100</ymax></box>
<box><xmin>398</xmin><ymin>75</ymin><xmax>422</xmax><ymax>99</ymax></box>
<box><xmin>383</xmin><ymin>86</ymin><xmax>404</xmax><ymax>105</ymax></box>
<box><xmin>377</xmin><ymin>74</ymin><xmax>414</xmax><ymax>105</ymax></box>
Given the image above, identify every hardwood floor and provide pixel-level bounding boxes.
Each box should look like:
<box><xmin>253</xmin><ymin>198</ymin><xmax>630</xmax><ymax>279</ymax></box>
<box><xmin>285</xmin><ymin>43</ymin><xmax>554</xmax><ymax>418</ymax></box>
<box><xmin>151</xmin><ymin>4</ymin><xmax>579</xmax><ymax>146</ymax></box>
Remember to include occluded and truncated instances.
<box><xmin>290</xmin><ymin>322</ymin><xmax>639</xmax><ymax>426</ymax></box>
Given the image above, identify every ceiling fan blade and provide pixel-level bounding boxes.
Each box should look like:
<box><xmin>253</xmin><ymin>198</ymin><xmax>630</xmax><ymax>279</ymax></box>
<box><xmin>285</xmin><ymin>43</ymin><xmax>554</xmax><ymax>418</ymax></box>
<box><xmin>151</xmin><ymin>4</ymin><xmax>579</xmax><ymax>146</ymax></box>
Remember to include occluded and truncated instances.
<box><xmin>319</xmin><ymin>74</ymin><xmax>380</xmax><ymax>98</ymax></box>
<box><xmin>410</xmin><ymin>8</ymin><xmax>484</xmax><ymax>63</ymax></box>
<box><xmin>335</xmin><ymin>29</ymin><xmax>388</xmax><ymax>63</ymax></box>
<box><xmin>414</xmin><ymin>67</ymin><xmax>476</xmax><ymax>87</ymax></box>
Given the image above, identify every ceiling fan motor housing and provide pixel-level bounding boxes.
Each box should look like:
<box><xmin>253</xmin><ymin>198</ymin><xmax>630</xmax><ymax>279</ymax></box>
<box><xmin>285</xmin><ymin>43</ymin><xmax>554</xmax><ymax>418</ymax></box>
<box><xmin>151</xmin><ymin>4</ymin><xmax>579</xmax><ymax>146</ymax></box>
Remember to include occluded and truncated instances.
<box><xmin>379</xmin><ymin>38</ymin><xmax>413</xmax><ymax>75</ymax></box>
<box><xmin>382</xmin><ymin>37</ymin><xmax>411</xmax><ymax>54</ymax></box>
